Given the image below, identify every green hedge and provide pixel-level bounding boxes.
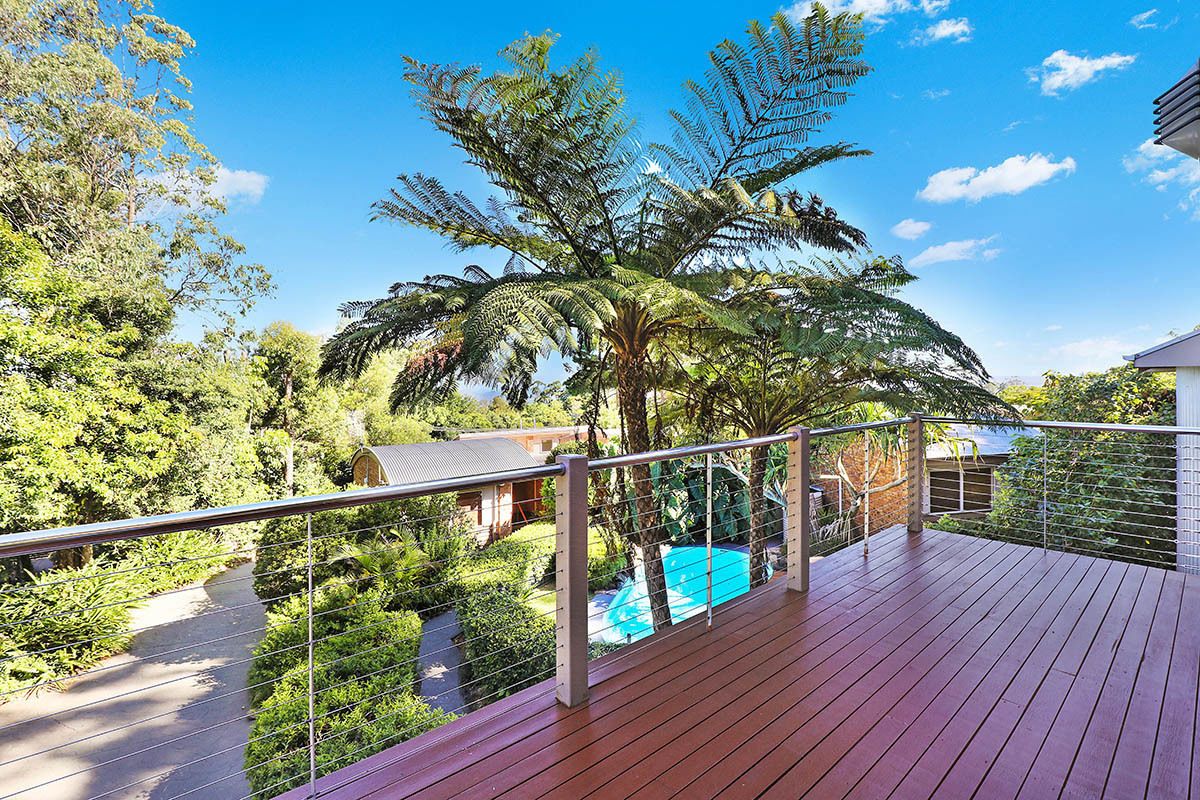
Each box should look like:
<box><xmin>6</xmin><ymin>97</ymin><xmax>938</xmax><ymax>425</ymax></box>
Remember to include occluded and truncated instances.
<box><xmin>457</xmin><ymin>588</ymin><xmax>555</xmax><ymax>702</ymax></box>
<box><xmin>244</xmin><ymin>663</ymin><xmax>450</xmax><ymax>796</ymax></box>
<box><xmin>246</xmin><ymin>582</ymin><xmax>422</xmax><ymax>706</ymax></box>
<box><xmin>0</xmin><ymin>561</ymin><xmax>136</xmax><ymax>694</ymax></box>
<box><xmin>244</xmin><ymin>579</ymin><xmax>433</xmax><ymax>794</ymax></box>
<box><xmin>0</xmin><ymin>530</ymin><xmax>241</xmax><ymax>696</ymax></box>
<box><xmin>453</xmin><ymin>522</ymin><xmax>556</xmax><ymax>596</ymax></box>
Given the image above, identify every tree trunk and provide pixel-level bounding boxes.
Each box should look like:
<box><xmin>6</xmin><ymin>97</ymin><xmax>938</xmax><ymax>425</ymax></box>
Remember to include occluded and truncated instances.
<box><xmin>284</xmin><ymin>439</ymin><xmax>295</xmax><ymax>497</ymax></box>
<box><xmin>283</xmin><ymin>372</ymin><xmax>295</xmax><ymax>497</ymax></box>
<box><xmin>613</xmin><ymin>348</ymin><xmax>673</xmax><ymax>632</ymax></box>
<box><xmin>748</xmin><ymin>444</ymin><xmax>769</xmax><ymax>588</ymax></box>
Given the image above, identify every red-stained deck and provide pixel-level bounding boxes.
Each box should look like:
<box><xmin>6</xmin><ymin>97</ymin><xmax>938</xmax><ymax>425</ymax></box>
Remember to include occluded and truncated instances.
<box><xmin>286</xmin><ymin>526</ymin><xmax>1200</xmax><ymax>800</ymax></box>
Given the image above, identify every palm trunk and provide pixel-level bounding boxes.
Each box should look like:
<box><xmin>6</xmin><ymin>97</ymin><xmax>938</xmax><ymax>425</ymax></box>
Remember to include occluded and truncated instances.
<box><xmin>748</xmin><ymin>444</ymin><xmax>769</xmax><ymax>588</ymax></box>
<box><xmin>613</xmin><ymin>348</ymin><xmax>672</xmax><ymax>632</ymax></box>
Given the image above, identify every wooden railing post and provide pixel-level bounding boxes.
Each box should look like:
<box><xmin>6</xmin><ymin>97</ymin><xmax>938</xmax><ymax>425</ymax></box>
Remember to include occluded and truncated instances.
<box><xmin>555</xmin><ymin>454</ymin><xmax>589</xmax><ymax>706</ymax></box>
<box><xmin>907</xmin><ymin>414</ymin><xmax>925</xmax><ymax>534</ymax></box>
<box><xmin>786</xmin><ymin>426</ymin><xmax>811</xmax><ymax>592</ymax></box>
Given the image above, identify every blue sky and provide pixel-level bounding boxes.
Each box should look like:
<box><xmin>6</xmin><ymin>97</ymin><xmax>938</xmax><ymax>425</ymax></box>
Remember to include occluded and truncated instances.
<box><xmin>162</xmin><ymin>0</ymin><xmax>1199</xmax><ymax>382</ymax></box>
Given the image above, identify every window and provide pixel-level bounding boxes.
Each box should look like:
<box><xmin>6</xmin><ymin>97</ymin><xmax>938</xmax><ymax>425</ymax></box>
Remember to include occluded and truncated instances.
<box><xmin>929</xmin><ymin>467</ymin><xmax>994</xmax><ymax>513</ymax></box>
<box><xmin>541</xmin><ymin>438</ymin><xmax>554</xmax><ymax>452</ymax></box>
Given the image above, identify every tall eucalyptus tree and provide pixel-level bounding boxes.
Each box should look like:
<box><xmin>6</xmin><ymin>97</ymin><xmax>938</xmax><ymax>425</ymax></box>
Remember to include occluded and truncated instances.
<box><xmin>321</xmin><ymin>10</ymin><xmax>871</xmax><ymax>631</ymax></box>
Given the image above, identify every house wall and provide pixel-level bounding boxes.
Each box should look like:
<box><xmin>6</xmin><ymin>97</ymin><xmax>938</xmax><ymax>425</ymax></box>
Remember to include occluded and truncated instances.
<box><xmin>924</xmin><ymin>455</ymin><xmax>1008</xmax><ymax>516</ymax></box>
<box><xmin>813</xmin><ymin>440</ymin><xmax>908</xmax><ymax>536</ymax></box>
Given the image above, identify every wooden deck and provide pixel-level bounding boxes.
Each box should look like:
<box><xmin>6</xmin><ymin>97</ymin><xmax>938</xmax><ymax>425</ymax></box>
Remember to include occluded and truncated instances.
<box><xmin>292</xmin><ymin>526</ymin><xmax>1200</xmax><ymax>800</ymax></box>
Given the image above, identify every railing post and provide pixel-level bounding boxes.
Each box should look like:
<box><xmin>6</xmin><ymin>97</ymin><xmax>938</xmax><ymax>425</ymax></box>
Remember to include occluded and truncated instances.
<box><xmin>907</xmin><ymin>414</ymin><xmax>925</xmax><ymax>534</ymax></box>
<box><xmin>786</xmin><ymin>427</ymin><xmax>811</xmax><ymax>592</ymax></box>
<box><xmin>305</xmin><ymin>512</ymin><xmax>317</xmax><ymax>798</ymax></box>
<box><xmin>705</xmin><ymin>452</ymin><xmax>714</xmax><ymax>628</ymax></box>
<box><xmin>555</xmin><ymin>454</ymin><xmax>589</xmax><ymax>707</ymax></box>
<box><xmin>1042</xmin><ymin>433</ymin><xmax>1048</xmax><ymax>551</ymax></box>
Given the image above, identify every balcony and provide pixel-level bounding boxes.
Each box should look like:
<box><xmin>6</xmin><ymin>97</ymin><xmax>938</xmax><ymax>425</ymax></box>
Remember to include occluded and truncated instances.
<box><xmin>1</xmin><ymin>416</ymin><xmax>1198</xmax><ymax>799</ymax></box>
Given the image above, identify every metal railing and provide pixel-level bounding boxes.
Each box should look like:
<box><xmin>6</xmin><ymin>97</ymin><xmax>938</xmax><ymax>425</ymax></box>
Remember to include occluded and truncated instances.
<box><xmin>0</xmin><ymin>418</ymin><xmax>916</xmax><ymax>800</ymax></box>
<box><xmin>923</xmin><ymin>416</ymin><xmax>1200</xmax><ymax>574</ymax></box>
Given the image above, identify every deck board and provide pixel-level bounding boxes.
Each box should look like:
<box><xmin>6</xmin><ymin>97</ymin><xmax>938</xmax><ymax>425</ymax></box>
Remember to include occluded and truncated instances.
<box><xmin>283</xmin><ymin>527</ymin><xmax>1200</xmax><ymax>800</ymax></box>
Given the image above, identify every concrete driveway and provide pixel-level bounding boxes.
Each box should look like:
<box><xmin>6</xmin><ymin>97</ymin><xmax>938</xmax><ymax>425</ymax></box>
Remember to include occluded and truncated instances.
<box><xmin>0</xmin><ymin>561</ymin><xmax>265</xmax><ymax>800</ymax></box>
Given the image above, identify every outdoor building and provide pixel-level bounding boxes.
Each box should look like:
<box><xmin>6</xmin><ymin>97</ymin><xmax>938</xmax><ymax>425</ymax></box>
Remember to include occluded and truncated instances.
<box><xmin>924</xmin><ymin>424</ymin><xmax>1039</xmax><ymax>516</ymax></box>
<box><xmin>457</xmin><ymin>424</ymin><xmax>604</xmax><ymax>458</ymax></box>
<box><xmin>351</xmin><ymin>438</ymin><xmax>544</xmax><ymax>540</ymax></box>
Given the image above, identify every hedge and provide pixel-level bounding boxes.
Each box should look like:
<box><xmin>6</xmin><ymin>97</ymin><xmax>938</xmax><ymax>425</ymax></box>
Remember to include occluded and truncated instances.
<box><xmin>246</xmin><ymin>582</ymin><xmax>422</xmax><ymax>706</ymax></box>
<box><xmin>245</xmin><ymin>664</ymin><xmax>450</xmax><ymax>795</ymax></box>
<box><xmin>0</xmin><ymin>529</ymin><xmax>240</xmax><ymax>696</ymax></box>
<box><xmin>457</xmin><ymin>588</ymin><xmax>555</xmax><ymax>702</ymax></box>
<box><xmin>244</xmin><ymin>578</ymin><xmax>432</xmax><ymax>794</ymax></box>
<box><xmin>452</xmin><ymin>522</ymin><xmax>556</xmax><ymax>597</ymax></box>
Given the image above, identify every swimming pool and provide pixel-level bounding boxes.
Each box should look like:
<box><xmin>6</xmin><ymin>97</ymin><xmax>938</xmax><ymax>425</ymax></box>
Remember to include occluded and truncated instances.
<box><xmin>598</xmin><ymin>545</ymin><xmax>770</xmax><ymax>643</ymax></box>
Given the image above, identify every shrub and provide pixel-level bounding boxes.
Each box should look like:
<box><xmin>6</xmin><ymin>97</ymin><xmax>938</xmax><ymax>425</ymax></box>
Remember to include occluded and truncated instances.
<box><xmin>101</xmin><ymin>529</ymin><xmax>231</xmax><ymax>594</ymax></box>
<box><xmin>0</xmin><ymin>561</ymin><xmax>137</xmax><ymax>695</ymax></box>
<box><xmin>453</xmin><ymin>522</ymin><xmax>556</xmax><ymax>597</ymax></box>
<box><xmin>457</xmin><ymin>588</ymin><xmax>555</xmax><ymax>702</ymax></box>
<box><xmin>247</xmin><ymin>582</ymin><xmax>421</xmax><ymax>707</ymax></box>
<box><xmin>588</xmin><ymin>553</ymin><xmax>628</xmax><ymax>591</ymax></box>
<box><xmin>253</xmin><ymin>495</ymin><xmax>464</xmax><ymax>607</ymax></box>
<box><xmin>245</xmin><ymin>662</ymin><xmax>450</xmax><ymax>796</ymax></box>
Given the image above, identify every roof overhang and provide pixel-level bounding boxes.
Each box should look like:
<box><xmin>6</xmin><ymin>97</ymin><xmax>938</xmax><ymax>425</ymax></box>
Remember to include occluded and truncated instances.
<box><xmin>1155</xmin><ymin>59</ymin><xmax>1200</xmax><ymax>159</ymax></box>
<box><xmin>1125</xmin><ymin>329</ymin><xmax>1200</xmax><ymax>372</ymax></box>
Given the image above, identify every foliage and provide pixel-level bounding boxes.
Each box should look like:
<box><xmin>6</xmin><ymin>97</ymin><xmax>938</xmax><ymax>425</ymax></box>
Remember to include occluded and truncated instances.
<box><xmin>245</xmin><ymin>675</ymin><xmax>450</xmax><ymax>796</ymax></box>
<box><xmin>253</xmin><ymin>496</ymin><xmax>464</xmax><ymax>606</ymax></box>
<box><xmin>0</xmin><ymin>0</ymin><xmax>271</xmax><ymax>326</ymax></box>
<box><xmin>943</xmin><ymin>366</ymin><xmax>1177</xmax><ymax>568</ymax></box>
<box><xmin>0</xmin><ymin>561</ymin><xmax>137</xmax><ymax>694</ymax></box>
<box><xmin>454</xmin><ymin>522</ymin><xmax>556</xmax><ymax>597</ymax></box>
<box><xmin>457</xmin><ymin>588</ymin><xmax>556</xmax><ymax>702</ymax></box>
<box><xmin>247</xmin><ymin>581</ymin><xmax>422</xmax><ymax>706</ymax></box>
<box><xmin>244</xmin><ymin>581</ymin><xmax>436</xmax><ymax>795</ymax></box>
<box><xmin>321</xmin><ymin>9</ymin><xmax>873</xmax><ymax>633</ymax></box>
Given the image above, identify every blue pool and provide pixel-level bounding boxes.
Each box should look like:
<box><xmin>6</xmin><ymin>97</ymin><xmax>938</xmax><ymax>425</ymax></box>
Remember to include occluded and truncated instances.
<box><xmin>598</xmin><ymin>545</ymin><xmax>771</xmax><ymax>643</ymax></box>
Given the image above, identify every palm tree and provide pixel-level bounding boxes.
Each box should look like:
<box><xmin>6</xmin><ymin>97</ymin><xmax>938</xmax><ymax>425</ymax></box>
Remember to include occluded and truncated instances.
<box><xmin>674</xmin><ymin>256</ymin><xmax>1011</xmax><ymax>587</ymax></box>
<box><xmin>321</xmin><ymin>10</ymin><xmax>871</xmax><ymax>631</ymax></box>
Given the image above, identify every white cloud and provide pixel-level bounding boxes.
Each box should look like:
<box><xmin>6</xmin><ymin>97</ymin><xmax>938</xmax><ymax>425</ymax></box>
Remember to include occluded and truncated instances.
<box><xmin>1051</xmin><ymin>337</ymin><xmax>1143</xmax><ymax>372</ymax></box>
<box><xmin>1129</xmin><ymin>9</ymin><xmax>1158</xmax><ymax>28</ymax></box>
<box><xmin>1123</xmin><ymin>138</ymin><xmax>1200</xmax><ymax>219</ymax></box>
<box><xmin>1044</xmin><ymin>324</ymin><xmax>1063</xmax><ymax>332</ymax></box>
<box><xmin>890</xmin><ymin>218</ymin><xmax>932</xmax><ymax>239</ymax></box>
<box><xmin>211</xmin><ymin>166</ymin><xmax>269</xmax><ymax>204</ymax></box>
<box><xmin>786</xmin><ymin>0</ymin><xmax>949</xmax><ymax>24</ymax></box>
<box><xmin>913</xmin><ymin>17</ymin><xmax>972</xmax><ymax>44</ymax></box>
<box><xmin>1027</xmin><ymin>50</ymin><xmax>1136</xmax><ymax>96</ymax></box>
<box><xmin>910</xmin><ymin>235</ymin><xmax>1000</xmax><ymax>267</ymax></box>
<box><xmin>1002</xmin><ymin>120</ymin><xmax>1023</xmax><ymax>133</ymax></box>
<box><xmin>922</xmin><ymin>88</ymin><xmax>952</xmax><ymax>100</ymax></box>
<box><xmin>917</xmin><ymin>153</ymin><xmax>1076</xmax><ymax>203</ymax></box>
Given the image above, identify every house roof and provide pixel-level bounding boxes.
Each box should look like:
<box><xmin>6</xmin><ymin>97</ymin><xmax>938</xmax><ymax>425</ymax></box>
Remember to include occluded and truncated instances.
<box><xmin>1125</xmin><ymin>329</ymin><xmax>1200</xmax><ymax>371</ymax></box>
<box><xmin>352</xmin><ymin>438</ymin><xmax>543</xmax><ymax>486</ymax></box>
<box><xmin>456</xmin><ymin>425</ymin><xmax>594</xmax><ymax>439</ymax></box>
<box><xmin>926</xmin><ymin>423</ymin><xmax>1040</xmax><ymax>461</ymax></box>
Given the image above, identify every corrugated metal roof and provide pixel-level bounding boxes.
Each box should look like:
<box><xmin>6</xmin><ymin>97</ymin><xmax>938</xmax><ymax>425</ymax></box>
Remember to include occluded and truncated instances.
<box><xmin>926</xmin><ymin>423</ymin><xmax>1041</xmax><ymax>461</ymax></box>
<box><xmin>353</xmin><ymin>438</ymin><xmax>544</xmax><ymax>486</ymax></box>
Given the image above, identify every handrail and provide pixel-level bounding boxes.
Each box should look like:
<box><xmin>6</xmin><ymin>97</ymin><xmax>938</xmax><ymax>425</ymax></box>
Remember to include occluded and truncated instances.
<box><xmin>0</xmin><ymin>416</ymin><xmax>916</xmax><ymax>560</ymax></box>
<box><xmin>0</xmin><ymin>464</ymin><xmax>564</xmax><ymax>559</ymax></box>
<box><xmin>924</xmin><ymin>416</ymin><xmax>1200</xmax><ymax>437</ymax></box>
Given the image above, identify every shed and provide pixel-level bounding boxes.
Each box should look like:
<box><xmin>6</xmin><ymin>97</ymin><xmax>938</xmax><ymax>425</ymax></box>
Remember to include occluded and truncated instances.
<box><xmin>925</xmin><ymin>424</ymin><xmax>1040</xmax><ymax>516</ymax></box>
<box><xmin>351</xmin><ymin>439</ymin><xmax>545</xmax><ymax>541</ymax></box>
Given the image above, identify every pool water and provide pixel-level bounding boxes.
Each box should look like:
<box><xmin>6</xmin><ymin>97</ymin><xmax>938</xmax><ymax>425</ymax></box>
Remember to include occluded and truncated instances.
<box><xmin>599</xmin><ymin>545</ymin><xmax>771</xmax><ymax>643</ymax></box>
